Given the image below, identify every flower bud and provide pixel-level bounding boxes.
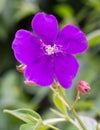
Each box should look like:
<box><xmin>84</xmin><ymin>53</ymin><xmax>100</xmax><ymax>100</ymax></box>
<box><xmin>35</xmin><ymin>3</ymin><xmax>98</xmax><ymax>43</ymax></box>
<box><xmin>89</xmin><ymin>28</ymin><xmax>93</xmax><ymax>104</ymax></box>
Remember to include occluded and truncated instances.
<box><xmin>24</xmin><ymin>80</ymin><xmax>36</xmax><ymax>86</ymax></box>
<box><xmin>78</xmin><ymin>80</ymin><xmax>91</xmax><ymax>94</ymax></box>
<box><xmin>16</xmin><ymin>64</ymin><xmax>26</xmax><ymax>73</ymax></box>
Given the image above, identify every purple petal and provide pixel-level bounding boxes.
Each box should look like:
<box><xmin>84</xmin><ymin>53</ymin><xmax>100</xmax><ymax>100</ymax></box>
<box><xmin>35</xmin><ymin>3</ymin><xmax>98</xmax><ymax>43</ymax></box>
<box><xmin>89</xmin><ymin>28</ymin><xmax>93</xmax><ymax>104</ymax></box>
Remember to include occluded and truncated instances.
<box><xmin>12</xmin><ymin>29</ymin><xmax>44</xmax><ymax>65</ymax></box>
<box><xmin>32</xmin><ymin>12</ymin><xmax>58</xmax><ymax>45</ymax></box>
<box><xmin>56</xmin><ymin>24</ymin><xmax>88</xmax><ymax>54</ymax></box>
<box><xmin>24</xmin><ymin>55</ymin><xmax>54</xmax><ymax>86</ymax></box>
<box><xmin>54</xmin><ymin>54</ymin><xmax>79</xmax><ymax>89</ymax></box>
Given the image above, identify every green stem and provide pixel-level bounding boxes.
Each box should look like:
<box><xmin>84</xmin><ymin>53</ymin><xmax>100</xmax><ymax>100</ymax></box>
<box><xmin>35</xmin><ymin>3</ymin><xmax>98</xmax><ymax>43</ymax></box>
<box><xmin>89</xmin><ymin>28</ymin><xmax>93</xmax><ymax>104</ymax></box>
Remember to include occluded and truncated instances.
<box><xmin>63</xmin><ymin>94</ymin><xmax>87</xmax><ymax>130</ymax></box>
<box><xmin>68</xmin><ymin>118</ymin><xmax>80</xmax><ymax>130</ymax></box>
<box><xmin>72</xmin><ymin>91</ymin><xmax>80</xmax><ymax>109</ymax></box>
<box><xmin>59</xmin><ymin>86</ymin><xmax>87</xmax><ymax>130</ymax></box>
<box><xmin>64</xmin><ymin>100</ymin><xmax>87</xmax><ymax>129</ymax></box>
<box><xmin>72</xmin><ymin>109</ymin><xmax>87</xmax><ymax>130</ymax></box>
<box><xmin>62</xmin><ymin>92</ymin><xmax>87</xmax><ymax>130</ymax></box>
<box><xmin>50</xmin><ymin>85</ymin><xmax>87</xmax><ymax>130</ymax></box>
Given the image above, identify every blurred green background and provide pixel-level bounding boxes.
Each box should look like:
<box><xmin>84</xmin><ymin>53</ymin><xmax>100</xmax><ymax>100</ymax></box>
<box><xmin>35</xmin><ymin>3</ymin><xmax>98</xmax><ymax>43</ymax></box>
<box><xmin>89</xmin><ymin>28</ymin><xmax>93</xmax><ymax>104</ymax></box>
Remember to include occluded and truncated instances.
<box><xmin>0</xmin><ymin>0</ymin><xmax>100</xmax><ymax>129</ymax></box>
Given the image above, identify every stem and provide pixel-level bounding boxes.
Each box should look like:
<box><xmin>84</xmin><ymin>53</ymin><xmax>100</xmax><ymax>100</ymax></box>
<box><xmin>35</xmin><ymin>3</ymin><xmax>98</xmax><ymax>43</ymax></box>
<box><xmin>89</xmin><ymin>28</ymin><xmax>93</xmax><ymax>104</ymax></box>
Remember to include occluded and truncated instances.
<box><xmin>50</xmin><ymin>86</ymin><xmax>87</xmax><ymax>130</ymax></box>
<box><xmin>44</xmin><ymin>118</ymin><xmax>81</xmax><ymax>130</ymax></box>
<box><xmin>64</xmin><ymin>94</ymin><xmax>87</xmax><ymax>130</ymax></box>
<box><xmin>64</xmin><ymin>96</ymin><xmax>87</xmax><ymax>130</ymax></box>
<box><xmin>72</xmin><ymin>109</ymin><xmax>87</xmax><ymax>130</ymax></box>
<box><xmin>46</xmin><ymin>124</ymin><xmax>60</xmax><ymax>130</ymax></box>
<box><xmin>50</xmin><ymin>86</ymin><xmax>70</xmax><ymax>110</ymax></box>
<box><xmin>68</xmin><ymin>118</ymin><xmax>80</xmax><ymax>130</ymax></box>
<box><xmin>71</xmin><ymin>91</ymin><xmax>80</xmax><ymax>109</ymax></box>
<box><xmin>50</xmin><ymin>108</ymin><xmax>65</xmax><ymax>118</ymax></box>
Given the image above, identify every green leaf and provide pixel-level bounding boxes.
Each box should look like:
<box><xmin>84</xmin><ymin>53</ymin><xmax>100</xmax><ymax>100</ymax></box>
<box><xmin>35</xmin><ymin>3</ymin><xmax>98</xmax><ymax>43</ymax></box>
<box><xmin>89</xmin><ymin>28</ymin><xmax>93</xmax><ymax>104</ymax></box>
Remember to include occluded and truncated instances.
<box><xmin>50</xmin><ymin>108</ymin><xmax>65</xmax><ymax>118</ymax></box>
<box><xmin>44</xmin><ymin>124</ymin><xmax>60</xmax><ymax>130</ymax></box>
<box><xmin>35</xmin><ymin>124</ymin><xmax>60</xmax><ymax>130</ymax></box>
<box><xmin>4</xmin><ymin>108</ymin><xmax>41</xmax><ymax>123</ymax></box>
<box><xmin>54</xmin><ymin>4</ymin><xmax>74</xmax><ymax>18</ymax></box>
<box><xmin>20</xmin><ymin>121</ymin><xmax>57</xmax><ymax>130</ymax></box>
<box><xmin>26</xmin><ymin>120</ymin><xmax>54</xmax><ymax>130</ymax></box>
<box><xmin>20</xmin><ymin>123</ymin><xmax>35</xmax><ymax>130</ymax></box>
<box><xmin>32</xmin><ymin>119</ymin><xmax>60</xmax><ymax>130</ymax></box>
<box><xmin>0</xmin><ymin>0</ymin><xmax>6</xmax><ymax>12</ymax></box>
<box><xmin>75</xmin><ymin>116</ymin><xmax>98</xmax><ymax>130</ymax></box>
<box><xmin>43</xmin><ymin>118</ymin><xmax>65</xmax><ymax>125</ymax></box>
<box><xmin>53</xmin><ymin>86</ymin><xmax>68</xmax><ymax>115</ymax></box>
<box><xmin>87</xmin><ymin>30</ymin><xmax>100</xmax><ymax>47</ymax></box>
<box><xmin>14</xmin><ymin>2</ymin><xmax>39</xmax><ymax>21</ymax></box>
<box><xmin>87</xmin><ymin>0</ymin><xmax>100</xmax><ymax>11</ymax></box>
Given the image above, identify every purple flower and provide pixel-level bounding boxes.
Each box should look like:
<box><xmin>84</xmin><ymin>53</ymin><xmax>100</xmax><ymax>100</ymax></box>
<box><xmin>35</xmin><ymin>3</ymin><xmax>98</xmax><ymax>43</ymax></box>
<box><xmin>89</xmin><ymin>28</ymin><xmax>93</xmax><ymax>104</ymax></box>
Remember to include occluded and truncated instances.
<box><xmin>12</xmin><ymin>12</ymin><xmax>88</xmax><ymax>89</ymax></box>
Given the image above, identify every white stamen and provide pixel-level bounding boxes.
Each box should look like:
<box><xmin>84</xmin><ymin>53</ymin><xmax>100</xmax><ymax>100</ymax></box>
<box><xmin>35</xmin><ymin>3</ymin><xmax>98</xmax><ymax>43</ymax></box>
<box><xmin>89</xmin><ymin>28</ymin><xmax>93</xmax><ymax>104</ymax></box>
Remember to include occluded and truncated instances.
<box><xmin>45</xmin><ymin>45</ymin><xmax>54</xmax><ymax>55</ymax></box>
<box><xmin>45</xmin><ymin>44</ymin><xmax>61</xmax><ymax>55</ymax></box>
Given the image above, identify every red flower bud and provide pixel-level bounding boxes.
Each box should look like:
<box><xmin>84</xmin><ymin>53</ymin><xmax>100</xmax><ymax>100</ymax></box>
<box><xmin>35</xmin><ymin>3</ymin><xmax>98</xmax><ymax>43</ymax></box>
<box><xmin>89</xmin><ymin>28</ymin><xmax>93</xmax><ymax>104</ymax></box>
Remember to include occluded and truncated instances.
<box><xmin>78</xmin><ymin>80</ymin><xmax>91</xmax><ymax>94</ymax></box>
<box><xmin>16</xmin><ymin>64</ymin><xmax>26</xmax><ymax>73</ymax></box>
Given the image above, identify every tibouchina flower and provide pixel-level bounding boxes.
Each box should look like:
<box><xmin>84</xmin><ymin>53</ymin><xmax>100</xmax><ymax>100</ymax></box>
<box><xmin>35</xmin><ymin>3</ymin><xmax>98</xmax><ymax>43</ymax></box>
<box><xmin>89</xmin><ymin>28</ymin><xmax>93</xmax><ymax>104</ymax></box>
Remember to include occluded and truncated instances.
<box><xmin>12</xmin><ymin>12</ymin><xmax>88</xmax><ymax>89</ymax></box>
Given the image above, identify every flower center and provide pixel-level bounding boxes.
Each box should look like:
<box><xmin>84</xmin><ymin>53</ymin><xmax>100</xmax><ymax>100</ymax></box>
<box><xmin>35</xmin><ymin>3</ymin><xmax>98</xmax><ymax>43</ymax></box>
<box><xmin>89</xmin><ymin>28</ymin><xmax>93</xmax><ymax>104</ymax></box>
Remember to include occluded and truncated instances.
<box><xmin>40</xmin><ymin>39</ymin><xmax>63</xmax><ymax>55</ymax></box>
<box><xmin>45</xmin><ymin>44</ymin><xmax>60</xmax><ymax>55</ymax></box>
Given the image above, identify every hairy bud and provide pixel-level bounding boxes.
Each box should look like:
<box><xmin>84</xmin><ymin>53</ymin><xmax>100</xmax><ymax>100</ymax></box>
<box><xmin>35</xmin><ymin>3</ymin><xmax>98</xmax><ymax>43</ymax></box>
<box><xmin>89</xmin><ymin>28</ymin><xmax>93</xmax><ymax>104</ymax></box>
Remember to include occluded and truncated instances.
<box><xmin>78</xmin><ymin>80</ymin><xmax>91</xmax><ymax>94</ymax></box>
